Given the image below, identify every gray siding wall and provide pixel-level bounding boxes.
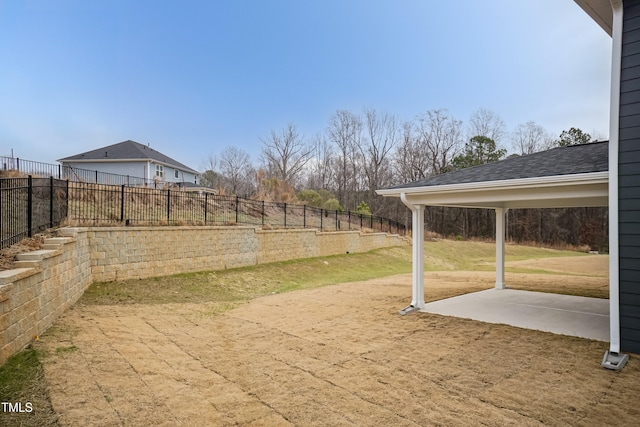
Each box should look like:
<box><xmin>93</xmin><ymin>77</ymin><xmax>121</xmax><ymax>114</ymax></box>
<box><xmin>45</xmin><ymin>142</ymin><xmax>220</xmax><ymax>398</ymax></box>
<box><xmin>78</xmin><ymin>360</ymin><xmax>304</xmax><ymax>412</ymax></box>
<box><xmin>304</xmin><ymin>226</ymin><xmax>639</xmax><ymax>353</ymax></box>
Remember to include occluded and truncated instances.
<box><xmin>62</xmin><ymin>161</ymin><xmax>150</xmax><ymax>181</ymax></box>
<box><xmin>620</xmin><ymin>0</ymin><xmax>640</xmax><ymax>354</ymax></box>
<box><xmin>60</xmin><ymin>161</ymin><xmax>198</xmax><ymax>185</ymax></box>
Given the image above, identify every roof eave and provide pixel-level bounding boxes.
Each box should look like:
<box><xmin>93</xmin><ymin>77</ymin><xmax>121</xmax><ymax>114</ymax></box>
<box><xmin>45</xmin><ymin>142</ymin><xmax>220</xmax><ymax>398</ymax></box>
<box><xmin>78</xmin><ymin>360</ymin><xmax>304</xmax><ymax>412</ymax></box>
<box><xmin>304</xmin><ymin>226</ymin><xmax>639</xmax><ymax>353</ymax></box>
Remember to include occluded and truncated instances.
<box><xmin>377</xmin><ymin>172</ymin><xmax>609</xmax><ymax>197</ymax></box>
<box><xmin>574</xmin><ymin>0</ymin><xmax>613</xmax><ymax>36</ymax></box>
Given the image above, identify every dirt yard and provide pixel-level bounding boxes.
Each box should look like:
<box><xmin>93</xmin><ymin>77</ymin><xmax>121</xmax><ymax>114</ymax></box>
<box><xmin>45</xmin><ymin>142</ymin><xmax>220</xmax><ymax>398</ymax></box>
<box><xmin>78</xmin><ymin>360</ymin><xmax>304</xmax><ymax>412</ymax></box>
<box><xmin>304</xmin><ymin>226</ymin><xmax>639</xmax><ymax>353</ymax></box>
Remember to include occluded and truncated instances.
<box><xmin>35</xmin><ymin>256</ymin><xmax>640</xmax><ymax>426</ymax></box>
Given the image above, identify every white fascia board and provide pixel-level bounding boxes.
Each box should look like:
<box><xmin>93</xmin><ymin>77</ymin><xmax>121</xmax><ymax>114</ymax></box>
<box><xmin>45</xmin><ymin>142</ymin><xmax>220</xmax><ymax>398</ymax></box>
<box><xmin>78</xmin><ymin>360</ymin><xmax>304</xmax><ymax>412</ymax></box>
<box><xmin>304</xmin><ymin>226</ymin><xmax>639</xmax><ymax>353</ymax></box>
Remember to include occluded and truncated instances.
<box><xmin>377</xmin><ymin>172</ymin><xmax>609</xmax><ymax>198</ymax></box>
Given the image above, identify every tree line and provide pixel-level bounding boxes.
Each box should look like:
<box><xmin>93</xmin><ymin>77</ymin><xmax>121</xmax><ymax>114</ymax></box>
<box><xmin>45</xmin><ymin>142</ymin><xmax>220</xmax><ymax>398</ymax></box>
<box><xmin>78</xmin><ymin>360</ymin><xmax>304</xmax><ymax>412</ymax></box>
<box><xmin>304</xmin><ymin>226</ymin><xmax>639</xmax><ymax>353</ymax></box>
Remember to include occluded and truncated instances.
<box><xmin>200</xmin><ymin>108</ymin><xmax>607</xmax><ymax>251</ymax></box>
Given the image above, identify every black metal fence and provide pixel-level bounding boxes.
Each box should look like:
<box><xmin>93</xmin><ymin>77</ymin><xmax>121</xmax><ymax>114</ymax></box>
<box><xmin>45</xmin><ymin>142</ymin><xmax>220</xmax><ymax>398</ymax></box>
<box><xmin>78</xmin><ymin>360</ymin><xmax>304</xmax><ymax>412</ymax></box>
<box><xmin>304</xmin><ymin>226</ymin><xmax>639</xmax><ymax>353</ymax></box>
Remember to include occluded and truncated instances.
<box><xmin>1</xmin><ymin>156</ymin><xmax>161</xmax><ymax>187</ymax></box>
<box><xmin>1</xmin><ymin>178</ymin><xmax>406</xmax><ymax>249</ymax></box>
<box><xmin>0</xmin><ymin>176</ymin><xmax>69</xmax><ymax>249</ymax></box>
<box><xmin>66</xmin><ymin>181</ymin><xmax>406</xmax><ymax>232</ymax></box>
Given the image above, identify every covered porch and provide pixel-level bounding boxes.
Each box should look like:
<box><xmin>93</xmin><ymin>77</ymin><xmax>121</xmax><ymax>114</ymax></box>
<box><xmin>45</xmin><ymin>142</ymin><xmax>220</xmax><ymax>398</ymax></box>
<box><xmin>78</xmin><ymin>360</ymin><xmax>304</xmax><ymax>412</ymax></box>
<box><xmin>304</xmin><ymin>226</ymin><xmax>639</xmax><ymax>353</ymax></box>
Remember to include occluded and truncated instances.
<box><xmin>376</xmin><ymin>141</ymin><xmax>622</xmax><ymax>367</ymax></box>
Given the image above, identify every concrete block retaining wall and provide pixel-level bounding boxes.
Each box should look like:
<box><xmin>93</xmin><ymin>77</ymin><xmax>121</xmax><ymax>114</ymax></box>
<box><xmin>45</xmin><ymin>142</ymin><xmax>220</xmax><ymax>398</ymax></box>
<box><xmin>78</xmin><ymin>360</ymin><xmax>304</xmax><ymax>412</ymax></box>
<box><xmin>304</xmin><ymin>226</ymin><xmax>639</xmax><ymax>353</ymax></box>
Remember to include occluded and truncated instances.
<box><xmin>0</xmin><ymin>226</ymin><xmax>406</xmax><ymax>364</ymax></box>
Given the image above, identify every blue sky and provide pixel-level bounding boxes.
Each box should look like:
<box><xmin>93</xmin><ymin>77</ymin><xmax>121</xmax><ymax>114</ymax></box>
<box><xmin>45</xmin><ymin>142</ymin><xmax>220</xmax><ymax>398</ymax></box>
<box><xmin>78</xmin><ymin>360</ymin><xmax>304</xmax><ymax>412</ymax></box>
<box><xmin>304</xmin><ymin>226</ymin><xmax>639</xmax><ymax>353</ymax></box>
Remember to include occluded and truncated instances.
<box><xmin>0</xmin><ymin>0</ymin><xmax>611</xmax><ymax>171</ymax></box>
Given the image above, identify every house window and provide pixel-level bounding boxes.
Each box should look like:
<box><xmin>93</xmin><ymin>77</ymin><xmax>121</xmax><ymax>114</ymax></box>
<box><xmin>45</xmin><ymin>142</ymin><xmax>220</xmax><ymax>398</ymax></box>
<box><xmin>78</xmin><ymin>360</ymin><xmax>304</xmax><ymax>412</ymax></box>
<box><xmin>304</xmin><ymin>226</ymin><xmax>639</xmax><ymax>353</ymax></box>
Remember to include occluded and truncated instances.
<box><xmin>155</xmin><ymin>164</ymin><xmax>164</xmax><ymax>178</ymax></box>
<box><xmin>174</xmin><ymin>169</ymin><xmax>179</xmax><ymax>179</ymax></box>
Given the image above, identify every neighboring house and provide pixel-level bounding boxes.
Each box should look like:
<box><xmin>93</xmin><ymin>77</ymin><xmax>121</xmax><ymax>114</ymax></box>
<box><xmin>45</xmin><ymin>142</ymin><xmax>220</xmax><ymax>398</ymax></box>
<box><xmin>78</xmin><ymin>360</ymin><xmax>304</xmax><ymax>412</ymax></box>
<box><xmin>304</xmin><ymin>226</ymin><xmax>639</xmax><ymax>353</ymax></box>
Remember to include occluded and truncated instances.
<box><xmin>376</xmin><ymin>0</ymin><xmax>640</xmax><ymax>370</ymax></box>
<box><xmin>58</xmin><ymin>140</ymin><xmax>200</xmax><ymax>186</ymax></box>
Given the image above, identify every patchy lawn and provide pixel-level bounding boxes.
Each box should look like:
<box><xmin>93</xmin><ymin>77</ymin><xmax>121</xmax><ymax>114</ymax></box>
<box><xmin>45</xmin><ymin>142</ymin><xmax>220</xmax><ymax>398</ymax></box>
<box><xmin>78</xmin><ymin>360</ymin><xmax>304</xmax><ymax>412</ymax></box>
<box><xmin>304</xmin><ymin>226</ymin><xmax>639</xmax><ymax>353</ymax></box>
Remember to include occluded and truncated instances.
<box><xmin>5</xmin><ymin>242</ymin><xmax>633</xmax><ymax>426</ymax></box>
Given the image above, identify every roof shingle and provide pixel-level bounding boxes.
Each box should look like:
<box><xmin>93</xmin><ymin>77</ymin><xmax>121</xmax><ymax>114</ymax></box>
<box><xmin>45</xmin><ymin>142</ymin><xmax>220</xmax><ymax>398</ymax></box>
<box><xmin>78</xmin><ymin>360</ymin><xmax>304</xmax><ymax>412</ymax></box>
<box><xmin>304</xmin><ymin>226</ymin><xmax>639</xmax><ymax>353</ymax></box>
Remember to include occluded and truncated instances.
<box><xmin>387</xmin><ymin>141</ymin><xmax>608</xmax><ymax>190</ymax></box>
<box><xmin>58</xmin><ymin>140</ymin><xmax>198</xmax><ymax>174</ymax></box>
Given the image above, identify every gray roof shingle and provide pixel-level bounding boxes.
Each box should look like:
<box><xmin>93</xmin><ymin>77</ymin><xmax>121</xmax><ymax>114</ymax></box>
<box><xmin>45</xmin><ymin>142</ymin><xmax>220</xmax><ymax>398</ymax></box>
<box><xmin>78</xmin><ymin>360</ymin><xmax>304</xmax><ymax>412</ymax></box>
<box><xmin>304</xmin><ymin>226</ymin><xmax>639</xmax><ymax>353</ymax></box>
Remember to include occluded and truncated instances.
<box><xmin>58</xmin><ymin>140</ymin><xmax>198</xmax><ymax>174</ymax></box>
<box><xmin>387</xmin><ymin>141</ymin><xmax>608</xmax><ymax>190</ymax></box>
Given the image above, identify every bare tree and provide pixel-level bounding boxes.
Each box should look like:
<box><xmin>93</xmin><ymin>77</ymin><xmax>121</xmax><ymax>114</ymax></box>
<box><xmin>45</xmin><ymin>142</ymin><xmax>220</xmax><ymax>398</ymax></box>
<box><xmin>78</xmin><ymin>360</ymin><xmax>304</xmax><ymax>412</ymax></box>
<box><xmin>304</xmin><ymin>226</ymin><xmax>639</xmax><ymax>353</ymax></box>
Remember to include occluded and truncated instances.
<box><xmin>219</xmin><ymin>146</ymin><xmax>254</xmax><ymax>196</ymax></box>
<box><xmin>326</xmin><ymin>110</ymin><xmax>362</xmax><ymax>209</ymax></box>
<box><xmin>260</xmin><ymin>123</ymin><xmax>313</xmax><ymax>187</ymax></box>
<box><xmin>511</xmin><ymin>121</ymin><xmax>554</xmax><ymax>155</ymax></box>
<box><xmin>468</xmin><ymin>108</ymin><xmax>506</xmax><ymax>144</ymax></box>
<box><xmin>359</xmin><ymin>109</ymin><xmax>399</xmax><ymax>213</ymax></box>
<box><xmin>393</xmin><ymin>120</ymin><xmax>431</xmax><ymax>183</ymax></box>
<box><xmin>415</xmin><ymin>109</ymin><xmax>464</xmax><ymax>175</ymax></box>
<box><xmin>304</xmin><ymin>133</ymin><xmax>335</xmax><ymax>191</ymax></box>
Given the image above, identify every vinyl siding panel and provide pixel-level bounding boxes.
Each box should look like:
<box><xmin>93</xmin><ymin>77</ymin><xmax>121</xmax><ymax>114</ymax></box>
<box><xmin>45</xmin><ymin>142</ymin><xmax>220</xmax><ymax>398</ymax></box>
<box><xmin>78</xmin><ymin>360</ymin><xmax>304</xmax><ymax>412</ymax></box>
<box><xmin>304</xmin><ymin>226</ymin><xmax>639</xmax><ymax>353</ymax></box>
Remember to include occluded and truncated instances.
<box><xmin>620</xmin><ymin>326</ymin><xmax>640</xmax><ymax>353</ymax></box>
<box><xmin>618</xmin><ymin>149</ymin><xmax>640</xmax><ymax>163</ymax></box>
<box><xmin>619</xmin><ymin>113</ymin><xmax>640</xmax><ymax>128</ymax></box>
<box><xmin>619</xmin><ymin>0</ymin><xmax>640</xmax><ymax>353</ymax></box>
<box><xmin>620</xmin><ymin>257</ymin><xmax>640</xmax><ymax>270</ymax></box>
<box><xmin>618</xmin><ymin>221</ymin><xmax>640</xmax><ymax>234</ymax></box>
<box><xmin>623</xmin><ymin>293</ymin><xmax>640</xmax><ymax>309</ymax></box>
<box><xmin>621</xmin><ymin>52</ymin><xmax>640</xmax><ymax>68</ymax></box>
<box><xmin>619</xmin><ymin>162</ymin><xmax>640</xmax><ymax>175</ymax></box>
<box><xmin>622</xmin><ymin>279</ymin><xmax>640</xmax><ymax>294</ymax></box>
<box><xmin>621</xmin><ymin>327</ymin><xmax>640</xmax><ymax>344</ymax></box>
<box><xmin>621</xmin><ymin>302</ymin><xmax>640</xmax><ymax>318</ymax></box>
<box><xmin>619</xmin><ymin>197</ymin><xmax>640</xmax><ymax>210</ymax></box>
<box><xmin>628</xmin><ymin>2</ymin><xmax>640</xmax><ymax>18</ymax></box>
<box><xmin>618</xmin><ymin>174</ymin><xmax>640</xmax><ymax>186</ymax></box>
<box><xmin>619</xmin><ymin>89</ymin><xmax>640</xmax><ymax>106</ymax></box>
<box><xmin>617</xmin><ymin>123</ymin><xmax>640</xmax><ymax>139</ymax></box>
<box><xmin>620</xmin><ymin>245</ymin><xmax>640</xmax><ymax>258</ymax></box>
<box><xmin>618</xmin><ymin>98</ymin><xmax>640</xmax><ymax>116</ymax></box>
<box><xmin>621</xmin><ymin>66</ymin><xmax>640</xmax><ymax>81</ymax></box>
<box><xmin>61</xmin><ymin>161</ymin><xmax>150</xmax><ymax>182</ymax></box>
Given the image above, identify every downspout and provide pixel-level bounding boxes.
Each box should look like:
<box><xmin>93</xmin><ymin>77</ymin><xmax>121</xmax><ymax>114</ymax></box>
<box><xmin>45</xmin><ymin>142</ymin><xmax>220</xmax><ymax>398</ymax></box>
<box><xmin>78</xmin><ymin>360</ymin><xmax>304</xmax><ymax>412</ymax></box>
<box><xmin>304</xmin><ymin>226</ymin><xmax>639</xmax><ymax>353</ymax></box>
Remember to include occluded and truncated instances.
<box><xmin>602</xmin><ymin>0</ymin><xmax>628</xmax><ymax>370</ymax></box>
<box><xmin>399</xmin><ymin>193</ymin><xmax>425</xmax><ymax>314</ymax></box>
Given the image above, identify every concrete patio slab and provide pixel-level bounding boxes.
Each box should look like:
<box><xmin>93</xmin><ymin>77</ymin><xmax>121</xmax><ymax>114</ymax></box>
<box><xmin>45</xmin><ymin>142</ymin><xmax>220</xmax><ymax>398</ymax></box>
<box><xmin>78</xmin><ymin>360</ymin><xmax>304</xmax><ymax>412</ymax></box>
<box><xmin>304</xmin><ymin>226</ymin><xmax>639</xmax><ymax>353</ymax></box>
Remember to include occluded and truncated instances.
<box><xmin>421</xmin><ymin>289</ymin><xmax>609</xmax><ymax>342</ymax></box>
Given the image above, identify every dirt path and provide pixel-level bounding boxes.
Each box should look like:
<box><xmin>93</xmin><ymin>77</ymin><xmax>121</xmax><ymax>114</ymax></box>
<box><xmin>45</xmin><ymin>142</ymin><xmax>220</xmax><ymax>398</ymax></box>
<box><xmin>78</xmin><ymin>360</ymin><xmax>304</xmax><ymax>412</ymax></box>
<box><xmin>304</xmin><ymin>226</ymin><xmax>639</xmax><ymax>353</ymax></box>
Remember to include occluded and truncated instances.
<box><xmin>36</xmin><ymin>261</ymin><xmax>640</xmax><ymax>426</ymax></box>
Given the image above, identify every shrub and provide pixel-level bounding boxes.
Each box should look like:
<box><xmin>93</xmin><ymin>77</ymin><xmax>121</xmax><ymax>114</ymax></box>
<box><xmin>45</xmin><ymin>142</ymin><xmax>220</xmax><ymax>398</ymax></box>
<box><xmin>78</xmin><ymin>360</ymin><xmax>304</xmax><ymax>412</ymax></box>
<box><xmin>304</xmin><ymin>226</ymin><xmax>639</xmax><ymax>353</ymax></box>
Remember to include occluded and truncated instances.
<box><xmin>323</xmin><ymin>198</ymin><xmax>344</xmax><ymax>212</ymax></box>
<box><xmin>355</xmin><ymin>201</ymin><xmax>372</xmax><ymax>216</ymax></box>
<box><xmin>297</xmin><ymin>190</ymin><xmax>322</xmax><ymax>207</ymax></box>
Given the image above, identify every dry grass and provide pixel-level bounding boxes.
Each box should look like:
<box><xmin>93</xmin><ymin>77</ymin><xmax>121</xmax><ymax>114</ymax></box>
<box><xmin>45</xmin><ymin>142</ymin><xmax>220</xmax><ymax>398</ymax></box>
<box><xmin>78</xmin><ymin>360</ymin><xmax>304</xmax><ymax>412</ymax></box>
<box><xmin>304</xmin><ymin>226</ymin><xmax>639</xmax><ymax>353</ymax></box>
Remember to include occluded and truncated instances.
<box><xmin>1</xmin><ymin>241</ymin><xmax>623</xmax><ymax>426</ymax></box>
<box><xmin>33</xmin><ymin>251</ymin><xmax>639</xmax><ymax>426</ymax></box>
<box><xmin>0</xmin><ymin>230</ymin><xmax>58</xmax><ymax>271</ymax></box>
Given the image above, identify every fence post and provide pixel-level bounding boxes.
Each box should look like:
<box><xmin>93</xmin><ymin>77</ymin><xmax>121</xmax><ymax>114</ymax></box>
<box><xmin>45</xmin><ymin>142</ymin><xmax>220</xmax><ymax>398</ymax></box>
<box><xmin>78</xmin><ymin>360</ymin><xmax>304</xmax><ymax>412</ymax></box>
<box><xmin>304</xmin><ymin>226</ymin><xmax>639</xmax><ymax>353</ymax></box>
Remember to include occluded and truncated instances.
<box><xmin>303</xmin><ymin>205</ymin><xmax>306</xmax><ymax>228</ymax></box>
<box><xmin>57</xmin><ymin>164</ymin><xmax>61</xmax><ymax>179</ymax></box>
<box><xmin>235</xmin><ymin>196</ymin><xmax>239</xmax><ymax>224</ymax></box>
<box><xmin>204</xmin><ymin>193</ymin><xmax>208</xmax><ymax>224</ymax></box>
<box><xmin>320</xmin><ymin>209</ymin><xmax>323</xmax><ymax>231</ymax></box>
<box><xmin>348</xmin><ymin>210</ymin><xmax>351</xmax><ymax>230</ymax></box>
<box><xmin>120</xmin><ymin>185</ymin><xmax>125</xmax><ymax>222</ymax></box>
<box><xmin>335</xmin><ymin>209</ymin><xmax>338</xmax><ymax>230</ymax></box>
<box><xmin>49</xmin><ymin>177</ymin><xmax>54</xmax><ymax>227</ymax></box>
<box><xmin>65</xmin><ymin>180</ymin><xmax>69</xmax><ymax>219</ymax></box>
<box><xmin>262</xmin><ymin>200</ymin><xmax>265</xmax><ymax>226</ymax></box>
<box><xmin>167</xmin><ymin>189</ymin><xmax>171</xmax><ymax>223</ymax></box>
<box><xmin>284</xmin><ymin>203</ymin><xmax>287</xmax><ymax>228</ymax></box>
<box><xmin>27</xmin><ymin>175</ymin><xmax>32</xmax><ymax>237</ymax></box>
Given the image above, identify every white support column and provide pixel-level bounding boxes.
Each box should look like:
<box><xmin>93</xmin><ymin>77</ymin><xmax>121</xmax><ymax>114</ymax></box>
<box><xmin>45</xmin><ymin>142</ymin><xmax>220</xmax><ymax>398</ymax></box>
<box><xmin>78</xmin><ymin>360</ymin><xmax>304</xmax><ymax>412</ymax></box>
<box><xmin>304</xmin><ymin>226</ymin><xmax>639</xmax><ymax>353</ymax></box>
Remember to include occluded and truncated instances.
<box><xmin>411</xmin><ymin>204</ymin><xmax>425</xmax><ymax>308</ymax></box>
<box><xmin>399</xmin><ymin>193</ymin><xmax>425</xmax><ymax>314</ymax></box>
<box><xmin>495</xmin><ymin>207</ymin><xmax>506</xmax><ymax>289</ymax></box>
